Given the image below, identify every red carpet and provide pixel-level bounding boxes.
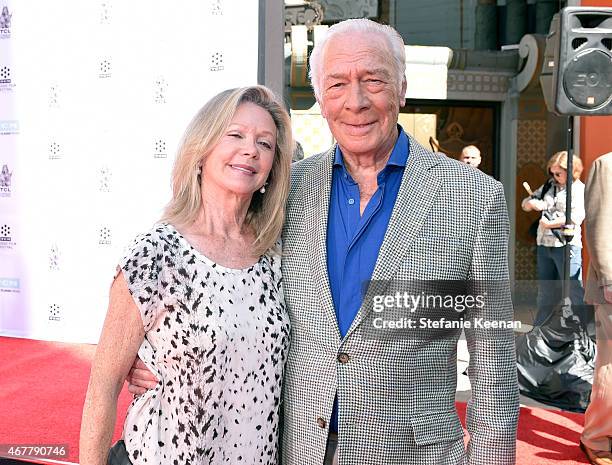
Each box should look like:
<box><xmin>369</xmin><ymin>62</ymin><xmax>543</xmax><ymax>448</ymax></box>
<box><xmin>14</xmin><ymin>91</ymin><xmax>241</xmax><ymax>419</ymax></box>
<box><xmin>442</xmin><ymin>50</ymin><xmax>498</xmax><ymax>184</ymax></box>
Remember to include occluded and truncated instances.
<box><xmin>0</xmin><ymin>337</ymin><xmax>132</xmax><ymax>463</ymax></box>
<box><xmin>0</xmin><ymin>336</ymin><xmax>590</xmax><ymax>464</ymax></box>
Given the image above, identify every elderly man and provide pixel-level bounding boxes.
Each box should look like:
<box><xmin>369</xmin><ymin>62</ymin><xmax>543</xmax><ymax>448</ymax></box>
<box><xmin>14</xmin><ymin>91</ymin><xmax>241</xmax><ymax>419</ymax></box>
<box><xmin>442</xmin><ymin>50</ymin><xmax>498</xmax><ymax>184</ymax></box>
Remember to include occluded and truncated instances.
<box><xmin>581</xmin><ymin>152</ymin><xmax>612</xmax><ymax>465</ymax></box>
<box><xmin>129</xmin><ymin>18</ymin><xmax>519</xmax><ymax>465</ymax></box>
<box><xmin>280</xmin><ymin>19</ymin><xmax>518</xmax><ymax>465</ymax></box>
<box><xmin>459</xmin><ymin>145</ymin><xmax>482</xmax><ymax>169</ymax></box>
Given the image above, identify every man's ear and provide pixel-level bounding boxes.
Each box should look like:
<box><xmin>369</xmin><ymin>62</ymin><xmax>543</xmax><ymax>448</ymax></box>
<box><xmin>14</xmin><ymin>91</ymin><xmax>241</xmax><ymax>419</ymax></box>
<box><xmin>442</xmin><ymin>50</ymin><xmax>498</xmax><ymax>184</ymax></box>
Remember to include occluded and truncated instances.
<box><xmin>399</xmin><ymin>76</ymin><xmax>407</xmax><ymax>107</ymax></box>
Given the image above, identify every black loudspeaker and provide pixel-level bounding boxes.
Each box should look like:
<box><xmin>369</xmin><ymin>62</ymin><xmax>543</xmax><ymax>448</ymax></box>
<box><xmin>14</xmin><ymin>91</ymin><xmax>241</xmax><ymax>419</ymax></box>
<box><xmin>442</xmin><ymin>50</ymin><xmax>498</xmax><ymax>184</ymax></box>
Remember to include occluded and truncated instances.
<box><xmin>540</xmin><ymin>7</ymin><xmax>612</xmax><ymax>115</ymax></box>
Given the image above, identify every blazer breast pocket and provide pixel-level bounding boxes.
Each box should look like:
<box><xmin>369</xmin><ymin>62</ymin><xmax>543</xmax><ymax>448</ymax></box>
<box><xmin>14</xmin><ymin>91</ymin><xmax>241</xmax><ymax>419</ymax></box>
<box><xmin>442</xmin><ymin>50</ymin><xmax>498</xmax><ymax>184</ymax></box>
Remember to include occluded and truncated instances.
<box><xmin>400</xmin><ymin>235</ymin><xmax>472</xmax><ymax>280</ymax></box>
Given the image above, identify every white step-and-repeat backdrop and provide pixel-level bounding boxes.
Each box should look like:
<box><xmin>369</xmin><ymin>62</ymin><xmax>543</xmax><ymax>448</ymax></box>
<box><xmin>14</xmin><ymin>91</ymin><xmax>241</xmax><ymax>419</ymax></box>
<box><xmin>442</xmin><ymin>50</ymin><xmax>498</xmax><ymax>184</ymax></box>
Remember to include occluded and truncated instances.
<box><xmin>0</xmin><ymin>0</ymin><xmax>260</xmax><ymax>343</ymax></box>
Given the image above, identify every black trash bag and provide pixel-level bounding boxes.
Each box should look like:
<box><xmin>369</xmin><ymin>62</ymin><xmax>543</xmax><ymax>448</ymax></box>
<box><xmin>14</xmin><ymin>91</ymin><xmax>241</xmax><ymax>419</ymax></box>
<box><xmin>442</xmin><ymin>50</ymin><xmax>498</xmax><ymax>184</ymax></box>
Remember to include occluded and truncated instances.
<box><xmin>516</xmin><ymin>302</ymin><xmax>596</xmax><ymax>412</ymax></box>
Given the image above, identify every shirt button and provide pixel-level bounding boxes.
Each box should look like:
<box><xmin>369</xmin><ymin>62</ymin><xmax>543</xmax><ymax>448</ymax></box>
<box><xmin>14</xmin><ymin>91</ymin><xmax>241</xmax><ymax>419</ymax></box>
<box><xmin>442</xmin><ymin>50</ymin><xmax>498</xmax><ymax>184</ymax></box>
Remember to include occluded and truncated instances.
<box><xmin>338</xmin><ymin>353</ymin><xmax>350</xmax><ymax>364</ymax></box>
<box><xmin>348</xmin><ymin>198</ymin><xmax>355</xmax><ymax>205</ymax></box>
<box><xmin>317</xmin><ymin>417</ymin><xmax>327</xmax><ymax>429</ymax></box>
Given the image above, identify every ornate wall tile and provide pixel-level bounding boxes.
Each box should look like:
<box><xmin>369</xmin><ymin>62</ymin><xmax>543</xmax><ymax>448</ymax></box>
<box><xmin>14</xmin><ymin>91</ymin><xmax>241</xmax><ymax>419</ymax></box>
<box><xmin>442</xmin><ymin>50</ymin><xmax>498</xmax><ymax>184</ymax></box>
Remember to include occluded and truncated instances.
<box><xmin>447</xmin><ymin>70</ymin><xmax>512</xmax><ymax>100</ymax></box>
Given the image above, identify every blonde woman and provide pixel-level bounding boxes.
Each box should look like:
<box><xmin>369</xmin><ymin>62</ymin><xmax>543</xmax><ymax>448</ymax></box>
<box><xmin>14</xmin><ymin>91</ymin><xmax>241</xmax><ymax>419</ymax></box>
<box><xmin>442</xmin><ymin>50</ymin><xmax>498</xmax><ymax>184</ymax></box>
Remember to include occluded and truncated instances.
<box><xmin>521</xmin><ymin>150</ymin><xmax>586</xmax><ymax>326</ymax></box>
<box><xmin>80</xmin><ymin>86</ymin><xmax>293</xmax><ymax>465</ymax></box>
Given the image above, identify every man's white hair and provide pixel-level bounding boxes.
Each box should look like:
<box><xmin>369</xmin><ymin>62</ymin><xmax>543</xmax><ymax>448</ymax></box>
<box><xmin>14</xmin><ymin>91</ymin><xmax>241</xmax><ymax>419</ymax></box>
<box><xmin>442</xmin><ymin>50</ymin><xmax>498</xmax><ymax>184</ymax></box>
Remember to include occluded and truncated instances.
<box><xmin>308</xmin><ymin>18</ymin><xmax>406</xmax><ymax>101</ymax></box>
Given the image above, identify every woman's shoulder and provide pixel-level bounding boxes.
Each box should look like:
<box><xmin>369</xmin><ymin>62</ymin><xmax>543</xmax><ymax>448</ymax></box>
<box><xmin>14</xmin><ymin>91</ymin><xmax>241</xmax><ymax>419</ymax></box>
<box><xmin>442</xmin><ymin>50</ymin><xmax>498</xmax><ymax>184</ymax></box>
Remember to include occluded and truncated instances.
<box><xmin>565</xmin><ymin>179</ymin><xmax>586</xmax><ymax>197</ymax></box>
<box><xmin>122</xmin><ymin>223</ymin><xmax>181</xmax><ymax>260</ymax></box>
<box><xmin>127</xmin><ymin>223</ymin><xmax>170</xmax><ymax>246</ymax></box>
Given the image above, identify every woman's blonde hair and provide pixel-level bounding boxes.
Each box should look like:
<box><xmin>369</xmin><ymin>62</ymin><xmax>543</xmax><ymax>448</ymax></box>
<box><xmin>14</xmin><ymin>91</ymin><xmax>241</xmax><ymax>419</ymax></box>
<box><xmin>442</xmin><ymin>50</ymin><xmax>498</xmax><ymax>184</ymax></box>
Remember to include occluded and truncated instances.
<box><xmin>547</xmin><ymin>150</ymin><xmax>583</xmax><ymax>181</ymax></box>
<box><xmin>161</xmin><ymin>86</ymin><xmax>293</xmax><ymax>256</ymax></box>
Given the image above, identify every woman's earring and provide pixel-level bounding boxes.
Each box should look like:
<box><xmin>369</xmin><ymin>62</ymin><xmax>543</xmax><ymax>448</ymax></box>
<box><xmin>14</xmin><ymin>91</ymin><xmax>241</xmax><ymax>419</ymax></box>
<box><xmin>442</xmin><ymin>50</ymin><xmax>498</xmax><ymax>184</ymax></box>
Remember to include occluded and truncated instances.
<box><xmin>197</xmin><ymin>166</ymin><xmax>202</xmax><ymax>176</ymax></box>
<box><xmin>259</xmin><ymin>184</ymin><xmax>266</xmax><ymax>194</ymax></box>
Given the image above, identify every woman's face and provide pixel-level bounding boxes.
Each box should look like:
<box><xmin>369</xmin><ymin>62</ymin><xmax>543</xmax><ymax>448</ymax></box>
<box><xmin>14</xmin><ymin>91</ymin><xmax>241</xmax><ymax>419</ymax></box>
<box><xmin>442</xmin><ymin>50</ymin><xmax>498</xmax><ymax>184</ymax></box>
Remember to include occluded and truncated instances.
<box><xmin>201</xmin><ymin>102</ymin><xmax>276</xmax><ymax>199</ymax></box>
<box><xmin>550</xmin><ymin>164</ymin><xmax>567</xmax><ymax>186</ymax></box>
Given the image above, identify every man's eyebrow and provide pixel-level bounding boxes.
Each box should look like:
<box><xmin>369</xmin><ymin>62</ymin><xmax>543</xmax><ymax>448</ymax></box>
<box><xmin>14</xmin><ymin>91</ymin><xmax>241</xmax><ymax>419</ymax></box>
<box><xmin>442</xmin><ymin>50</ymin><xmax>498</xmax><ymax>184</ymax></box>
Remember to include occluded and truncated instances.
<box><xmin>324</xmin><ymin>68</ymin><xmax>392</xmax><ymax>81</ymax></box>
<box><xmin>366</xmin><ymin>68</ymin><xmax>392</xmax><ymax>78</ymax></box>
<box><xmin>325</xmin><ymin>73</ymin><xmax>347</xmax><ymax>81</ymax></box>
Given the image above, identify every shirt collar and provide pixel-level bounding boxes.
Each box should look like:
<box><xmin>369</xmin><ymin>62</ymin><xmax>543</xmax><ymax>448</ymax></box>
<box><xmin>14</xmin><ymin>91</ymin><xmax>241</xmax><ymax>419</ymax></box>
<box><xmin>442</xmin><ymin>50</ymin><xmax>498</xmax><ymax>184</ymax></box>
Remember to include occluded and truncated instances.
<box><xmin>333</xmin><ymin>125</ymin><xmax>409</xmax><ymax>170</ymax></box>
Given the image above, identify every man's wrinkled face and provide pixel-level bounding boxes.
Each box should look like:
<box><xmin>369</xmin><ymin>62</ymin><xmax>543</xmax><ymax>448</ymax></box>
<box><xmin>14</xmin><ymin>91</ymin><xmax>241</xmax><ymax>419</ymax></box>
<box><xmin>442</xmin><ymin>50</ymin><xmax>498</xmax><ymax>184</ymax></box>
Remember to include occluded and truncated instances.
<box><xmin>318</xmin><ymin>32</ymin><xmax>406</xmax><ymax>159</ymax></box>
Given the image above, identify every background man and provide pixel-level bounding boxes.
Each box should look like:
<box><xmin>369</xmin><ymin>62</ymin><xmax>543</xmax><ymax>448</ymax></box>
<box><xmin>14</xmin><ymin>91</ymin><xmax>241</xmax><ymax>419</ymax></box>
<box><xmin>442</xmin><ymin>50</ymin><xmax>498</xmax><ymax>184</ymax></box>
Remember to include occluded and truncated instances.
<box><xmin>459</xmin><ymin>145</ymin><xmax>482</xmax><ymax>169</ymax></box>
<box><xmin>581</xmin><ymin>152</ymin><xmax>612</xmax><ymax>465</ymax></box>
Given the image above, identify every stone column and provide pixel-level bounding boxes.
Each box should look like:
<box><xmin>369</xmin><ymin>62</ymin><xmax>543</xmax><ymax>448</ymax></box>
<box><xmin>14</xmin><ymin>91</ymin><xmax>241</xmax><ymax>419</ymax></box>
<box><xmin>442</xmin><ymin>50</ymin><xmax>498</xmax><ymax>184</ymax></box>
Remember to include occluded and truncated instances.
<box><xmin>475</xmin><ymin>0</ymin><xmax>498</xmax><ymax>50</ymax></box>
<box><xmin>535</xmin><ymin>0</ymin><xmax>558</xmax><ymax>34</ymax></box>
<box><xmin>498</xmin><ymin>0</ymin><xmax>527</xmax><ymax>46</ymax></box>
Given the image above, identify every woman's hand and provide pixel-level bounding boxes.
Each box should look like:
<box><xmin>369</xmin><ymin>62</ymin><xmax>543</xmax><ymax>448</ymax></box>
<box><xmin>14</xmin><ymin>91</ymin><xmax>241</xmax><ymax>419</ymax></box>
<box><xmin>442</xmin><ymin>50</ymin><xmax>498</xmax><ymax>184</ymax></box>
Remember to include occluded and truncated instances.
<box><xmin>522</xmin><ymin>197</ymin><xmax>546</xmax><ymax>212</ymax></box>
<box><xmin>540</xmin><ymin>214</ymin><xmax>566</xmax><ymax>229</ymax></box>
<box><xmin>524</xmin><ymin>198</ymin><xmax>546</xmax><ymax>212</ymax></box>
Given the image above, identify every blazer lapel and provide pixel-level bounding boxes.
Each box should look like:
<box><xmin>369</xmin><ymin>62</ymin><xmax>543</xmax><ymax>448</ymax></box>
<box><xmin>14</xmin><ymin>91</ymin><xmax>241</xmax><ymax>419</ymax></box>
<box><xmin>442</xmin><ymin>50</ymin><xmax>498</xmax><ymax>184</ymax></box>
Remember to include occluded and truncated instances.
<box><xmin>343</xmin><ymin>136</ymin><xmax>443</xmax><ymax>340</ymax></box>
<box><xmin>300</xmin><ymin>147</ymin><xmax>341</xmax><ymax>340</ymax></box>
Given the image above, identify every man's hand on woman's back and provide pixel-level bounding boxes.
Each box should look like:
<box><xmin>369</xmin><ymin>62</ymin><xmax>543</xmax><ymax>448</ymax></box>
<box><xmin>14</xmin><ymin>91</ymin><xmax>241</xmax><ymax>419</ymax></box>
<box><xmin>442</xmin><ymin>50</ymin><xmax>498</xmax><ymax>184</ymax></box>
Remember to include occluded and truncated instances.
<box><xmin>127</xmin><ymin>358</ymin><xmax>159</xmax><ymax>395</ymax></box>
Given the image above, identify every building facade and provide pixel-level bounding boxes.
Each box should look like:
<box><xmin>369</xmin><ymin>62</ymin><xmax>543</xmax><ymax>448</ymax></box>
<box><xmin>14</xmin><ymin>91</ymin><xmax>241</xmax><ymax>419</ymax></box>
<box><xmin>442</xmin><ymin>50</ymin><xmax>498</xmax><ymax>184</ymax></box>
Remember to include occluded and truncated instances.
<box><xmin>282</xmin><ymin>0</ymin><xmax>612</xmax><ymax>280</ymax></box>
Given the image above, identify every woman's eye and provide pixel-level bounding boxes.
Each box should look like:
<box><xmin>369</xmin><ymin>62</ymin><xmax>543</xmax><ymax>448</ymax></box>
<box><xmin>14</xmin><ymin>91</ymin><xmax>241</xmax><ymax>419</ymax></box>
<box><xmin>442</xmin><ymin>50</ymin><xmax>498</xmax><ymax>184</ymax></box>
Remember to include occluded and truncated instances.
<box><xmin>258</xmin><ymin>141</ymin><xmax>273</xmax><ymax>149</ymax></box>
<box><xmin>228</xmin><ymin>132</ymin><xmax>242</xmax><ymax>138</ymax></box>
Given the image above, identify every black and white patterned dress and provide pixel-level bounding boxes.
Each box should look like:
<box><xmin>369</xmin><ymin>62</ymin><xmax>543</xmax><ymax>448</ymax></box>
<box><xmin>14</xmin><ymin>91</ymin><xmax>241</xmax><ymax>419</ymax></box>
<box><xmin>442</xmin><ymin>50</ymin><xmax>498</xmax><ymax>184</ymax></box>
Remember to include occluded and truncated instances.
<box><xmin>119</xmin><ymin>223</ymin><xmax>290</xmax><ymax>465</ymax></box>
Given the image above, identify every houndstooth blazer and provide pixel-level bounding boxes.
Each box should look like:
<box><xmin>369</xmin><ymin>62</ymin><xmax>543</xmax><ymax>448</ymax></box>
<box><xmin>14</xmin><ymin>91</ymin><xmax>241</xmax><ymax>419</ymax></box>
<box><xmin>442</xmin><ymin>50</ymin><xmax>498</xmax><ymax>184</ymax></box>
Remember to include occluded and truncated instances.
<box><xmin>280</xmin><ymin>135</ymin><xmax>519</xmax><ymax>465</ymax></box>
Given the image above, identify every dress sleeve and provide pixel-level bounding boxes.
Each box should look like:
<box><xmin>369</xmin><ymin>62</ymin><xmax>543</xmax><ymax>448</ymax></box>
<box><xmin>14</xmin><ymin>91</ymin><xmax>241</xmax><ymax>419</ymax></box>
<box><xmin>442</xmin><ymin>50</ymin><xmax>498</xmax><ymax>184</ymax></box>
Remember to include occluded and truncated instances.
<box><xmin>118</xmin><ymin>230</ymin><xmax>162</xmax><ymax>332</ymax></box>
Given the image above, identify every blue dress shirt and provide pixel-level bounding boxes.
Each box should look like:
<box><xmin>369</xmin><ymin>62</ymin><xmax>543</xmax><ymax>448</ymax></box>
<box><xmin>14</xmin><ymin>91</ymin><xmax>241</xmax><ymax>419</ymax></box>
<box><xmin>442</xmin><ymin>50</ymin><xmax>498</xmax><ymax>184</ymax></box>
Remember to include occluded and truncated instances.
<box><xmin>327</xmin><ymin>126</ymin><xmax>409</xmax><ymax>432</ymax></box>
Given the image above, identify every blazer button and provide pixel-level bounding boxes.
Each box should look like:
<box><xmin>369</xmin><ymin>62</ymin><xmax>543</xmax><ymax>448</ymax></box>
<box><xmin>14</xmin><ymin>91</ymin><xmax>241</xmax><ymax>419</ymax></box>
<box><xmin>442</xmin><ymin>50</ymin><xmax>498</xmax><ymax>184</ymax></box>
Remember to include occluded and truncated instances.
<box><xmin>338</xmin><ymin>353</ymin><xmax>350</xmax><ymax>364</ymax></box>
<box><xmin>317</xmin><ymin>417</ymin><xmax>327</xmax><ymax>429</ymax></box>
